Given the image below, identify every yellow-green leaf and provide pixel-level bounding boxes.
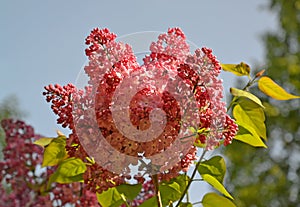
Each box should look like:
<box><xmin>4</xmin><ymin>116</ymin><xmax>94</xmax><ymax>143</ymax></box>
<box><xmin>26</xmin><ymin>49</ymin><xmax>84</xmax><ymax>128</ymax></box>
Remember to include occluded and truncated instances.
<box><xmin>201</xmin><ymin>174</ymin><xmax>233</xmax><ymax>199</ymax></box>
<box><xmin>42</xmin><ymin>136</ymin><xmax>67</xmax><ymax>167</ymax></box>
<box><xmin>47</xmin><ymin>157</ymin><xmax>86</xmax><ymax>189</ymax></box>
<box><xmin>221</xmin><ymin>62</ymin><xmax>250</xmax><ymax>76</ymax></box>
<box><xmin>97</xmin><ymin>184</ymin><xmax>142</xmax><ymax>207</ymax></box>
<box><xmin>233</xmin><ymin>98</ymin><xmax>267</xmax><ymax>140</ymax></box>
<box><xmin>230</xmin><ymin>87</ymin><xmax>264</xmax><ymax>108</ymax></box>
<box><xmin>258</xmin><ymin>76</ymin><xmax>300</xmax><ymax>100</ymax></box>
<box><xmin>159</xmin><ymin>174</ymin><xmax>189</xmax><ymax>206</ymax></box>
<box><xmin>34</xmin><ymin>137</ymin><xmax>54</xmax><ymax>147</ymax></box>
<box><xmin>234</xmin><ymin>122</ymin><xmax>267</xmax><ymax>148</ymax></box>
<box><xmin>202</xmin><ymin>193</ymin><xmax>236</xmax><ymax>207</ymax></box>
<box><xmin>97</xmin><ymin>187</ymin><xmax>124</xmax><ymax>207</ymax></box>
<box><xmin>198</xmin><ymin>156</ymin><xmax>226</xmax><ymax>183</ymax></box>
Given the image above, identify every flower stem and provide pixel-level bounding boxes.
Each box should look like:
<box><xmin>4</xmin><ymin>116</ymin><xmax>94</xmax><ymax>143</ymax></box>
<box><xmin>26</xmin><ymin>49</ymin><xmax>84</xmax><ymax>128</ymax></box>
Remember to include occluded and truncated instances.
<box><xmin>120</xmin><ymin>194</ymin><xmax>131</xmax><ymax>207</ymax></box>
<box><xmin>227</xmin><ymin>74</ymin><xmax>259</xmax><ymax>111</ymax></box>
<box><xmin>152</xmin><ymin>174</ymin><xmax>163</xmax><ymax>207</ymax></box>
<box><xmin>175</xmin><ymin>149</ymin><xmax>207</xmax><ymax>207</ymax></box>
<box><xmin>184</xmin><ymin>172</ymin><xmax>190</xmax><ymax>203</ymax></box>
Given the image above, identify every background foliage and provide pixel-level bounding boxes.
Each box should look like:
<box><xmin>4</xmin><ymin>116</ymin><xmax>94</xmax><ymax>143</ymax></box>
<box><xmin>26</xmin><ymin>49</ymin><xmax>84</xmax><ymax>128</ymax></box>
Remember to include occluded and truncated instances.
<box><xmin>0</xmin><ymin>95</ymin><xmax>26</xmax><ymax>160</ymax></box>
<box><xmin>225</xmin><ymin>0</ymin><xmax>300</xmax><ymax>206</ymax></box>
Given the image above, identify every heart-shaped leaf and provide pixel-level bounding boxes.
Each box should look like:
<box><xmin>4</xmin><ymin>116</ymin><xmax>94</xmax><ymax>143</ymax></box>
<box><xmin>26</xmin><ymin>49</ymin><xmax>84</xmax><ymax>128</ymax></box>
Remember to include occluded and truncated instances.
<box><xmin>198</xmin><ymin>156</ymin><xmax>226</xmax><ymax>183</ymax></box>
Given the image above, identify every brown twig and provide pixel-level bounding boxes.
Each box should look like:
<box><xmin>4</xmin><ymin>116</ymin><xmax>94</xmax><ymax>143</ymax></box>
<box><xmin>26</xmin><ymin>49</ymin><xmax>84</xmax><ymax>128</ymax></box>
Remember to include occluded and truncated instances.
<box><xmin>152</xmin><ymin>174</ymin><xmax>163</xmax><ymax>207</ymax></box>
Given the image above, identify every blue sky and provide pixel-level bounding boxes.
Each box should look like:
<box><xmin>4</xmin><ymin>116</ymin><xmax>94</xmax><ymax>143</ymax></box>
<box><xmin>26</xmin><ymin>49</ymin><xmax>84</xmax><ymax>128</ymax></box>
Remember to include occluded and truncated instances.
<box><xmin>1</xmin><ymin>0</ymin><xmax>277</xmax><ymax>204</ymax></box>
<box><xmin>1</xmin><ymin>0</ymin><xmax>277</xmax><ymax>136</ymax></box>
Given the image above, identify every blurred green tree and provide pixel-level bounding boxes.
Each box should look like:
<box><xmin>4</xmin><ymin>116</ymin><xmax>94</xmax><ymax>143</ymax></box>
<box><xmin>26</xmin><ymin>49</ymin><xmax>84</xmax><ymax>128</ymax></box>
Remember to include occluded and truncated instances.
<box><xmin>0</xmin><ymin>95</ymin><xmax>26</xmax><ymax>160</ymax></box>
<box><xmin>225</xmin><ymin>0</ymin><xmax>300</xmax><ymax>206</ymax></box>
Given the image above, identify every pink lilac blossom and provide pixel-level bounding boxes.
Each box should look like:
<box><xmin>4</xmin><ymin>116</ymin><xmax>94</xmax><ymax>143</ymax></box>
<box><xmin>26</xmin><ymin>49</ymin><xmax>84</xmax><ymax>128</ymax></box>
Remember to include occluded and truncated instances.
<box><xmin>42</xmin><ymin>27</ymin><xmax>238</xmax><ymax>194</ymax></box>
<box><xmin>0</xmin><ymin>119</ymin><xmax>99</xmax><ymax>207</ymax></box>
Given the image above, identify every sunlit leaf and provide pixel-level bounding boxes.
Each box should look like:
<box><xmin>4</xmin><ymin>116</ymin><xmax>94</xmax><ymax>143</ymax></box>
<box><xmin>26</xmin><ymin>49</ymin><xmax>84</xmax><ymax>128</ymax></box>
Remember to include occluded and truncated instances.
<box><xmin>234</xmin><ymin>122</ymin><xmax>267</xmax><ymax>148</ymax></box>
<box><xmin>202</xmin><ymin>193</ymin><xmax>236</xmax><ymax>207</ymax></box>
<box><xmin>48</xmin><ymin>157</ymin><xmax>86</xmax><ymax>188</ymax></box>
<box><xmin>230</xmin><ymin>88</ymin><xmax>264</xmax><ymax>108</ymax></box>
<box><xmin>221</xmin><ymin>62</ymin><xmax>250</xmax><ymax>76</ymax></box>
<box><xmin>34</xmin><ymin>137</ymin><xmax>54</xmax><ymax>147</ymax></box>
<box><xmin>96</xmin><ymin>183</ymin><xmax>142</xmax><ymax>207</ymax></box>
<box><xmin>233</xmin><ymin>98</ymin><xmax>267</xmax><ymax>140</ymax></box>
<box><xmin>201</xmin><ymin>174</ymin><xmax>233</xmax><ymax>199</ymax></box>
<box><xmin>56</xmin><ymin>157</ymin><xmax>86</xmax><ymax>177</ymax></box>
<box><xmin>258</xmin><ymin>76</ymin><xmax>300</xmax><ymax>100</ymax></box>
<box><xmin>159</xmin><ymin>174</ymin><xmax>190</xmax><ymax>206</ymax></box>
<box><xmin>97</xmin><ymin>187</ymin><xmax>124</xmax><ymax>207</ymax></box>
<box><xmin>198</xmin><ymin>156</ymin><xmax>226</xmax><ymax>183</ymax></box>
<box><xmin>42</xmin><ymin>136</ymin><xmax>67</xmax><ymax>167</ymax></box>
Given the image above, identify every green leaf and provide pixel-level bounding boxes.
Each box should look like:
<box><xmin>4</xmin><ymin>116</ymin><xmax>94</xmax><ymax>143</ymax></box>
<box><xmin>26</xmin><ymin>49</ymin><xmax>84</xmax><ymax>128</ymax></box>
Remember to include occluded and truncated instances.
<box><xmin>230</xmin><ymin>87</ymin><xmax>264</xmax><ymax>108</ymax></box>
<box><xmin>139</xmin><ymin>196</ymin><xmax>157</xmax><ymax>207</ymax></box>
<box><xmin>42</xmin><ymin>136</ymin><xmax>67</xmax><ymax>167</ymax></box>
<box><xmin>202</xmin><ymin>192</ymin><xmax>236</xmax><ymax>207</ymax></box>
<box><xmin>97</xmin><ymin>183</ymin><xmax>142</xmax><ymax>207</ymax></box>
<box><xmin>116</xmin><ymin>184</ymin><xmax>142</xmax><ymax>200</ymax></box>
<box><xmin>34</xmin><ymin>137</ymin><xmax>54</xmax><ymax>147</ymax></box>
<box><xmin>160</xmin><ymin>181</ymin><xmax>181</xmax><ymax>204</ymax></box>
<box><xmin>198</xmin><ymin>156</ymin><xmax>226</xmax><ymax>183</ymax></box>
<box><xmin>221</xmin><ymin>62</ymin><xmax>250</xmax><ymax>76</ymax></box>
<box><xmin>97</xmin><ymin>187</ymin><xmax>124</xmax><ymax>207</ymax></box>
<box><xmin>234</xmin><ymin>122</ymin><xmax>267</xmax><ymax>148</ymax></box>
<box><xmin>159</xmin><ymin>174</ymin><xmax>189</xmax><ymax>206</ymax></box>
<box><xmin>258</xmin><ymin>76</ymin><xmax>300</xmax><ymax>100</ymax></box>
<box><xmin>201</xmin><ymin>174</ymin><xmax>233</xmax><ymax>199</ymax></box>
<box><xmin>233</xmin><ymin>98</ymin><xmax>267</xmax><ymax>140</ymax></box>
<box><xmin>48</xmin><ymin>157</ymin><xmax>86</xmax><ymax>187</ymax></box>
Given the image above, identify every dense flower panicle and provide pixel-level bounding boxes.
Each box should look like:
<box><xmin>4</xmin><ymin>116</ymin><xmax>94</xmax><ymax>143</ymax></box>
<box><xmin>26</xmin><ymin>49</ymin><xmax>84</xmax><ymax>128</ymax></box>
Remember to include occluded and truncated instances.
<box><xmin>51</xmin><ymin>183</ymin><xmax>99</xmax><ymax>207</ymax></box>
<box><xmin>84</xmin><ymin>42</ymin><xmax>139</xmax><ymax>87</ymax></box>
<box><xmin>42</xmin><ymin>27</ymin><xmax>238</xmax><ymax>195</ymax></box>
<box><xmin>0</xmin><ymin>119</ymin><xmax>43</xmax><ymax>185</ymax></box>
<box><xmin>179</xmin><ymin>47</ymin><xmax>238</xmax><ymax>150</ymax></box>
<box><xmin>43</xmin><ymin>83</ymin><xmax>77</xmax><ymax>129</ymax></box>
<box><xmin>180</xmin><ymin>146</ymin><xmax>197</xmax><ymax>172</ymax></box>
<box><xmin>223</xmin><ymin>114</ymin><xmax>238</xmax><ymax>146</ymax></box>
<box><xmin>148</xmin><ymin>28</ymin><xmax>189</xmax><ymax>64</ymax></box>
<box><xmin>84</xmin><ymin>28</ymin><xmax>200</xmax><ymax>181</ymax></box>
<box><xmin>167</xmin><ymin>27</ymin><xmax>186</xmax><ymax>38</ymax></box>
<box><xmin>83</xmin><ymin>162</ymin><xmax>125</xmax><ymax>193</ymax></box>
<box><xmin>0</xmin><ymin>119</ymin><xmax>99</xmax><ymax>207</ymax></box>
<box><xmin>85</xmin><ymin>28</ymin><xmax>117</xmax><ymax>56</ymax></box>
